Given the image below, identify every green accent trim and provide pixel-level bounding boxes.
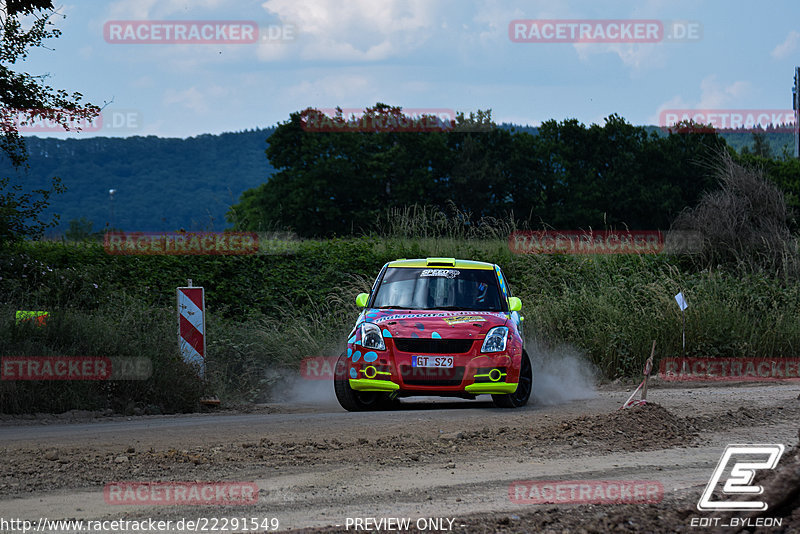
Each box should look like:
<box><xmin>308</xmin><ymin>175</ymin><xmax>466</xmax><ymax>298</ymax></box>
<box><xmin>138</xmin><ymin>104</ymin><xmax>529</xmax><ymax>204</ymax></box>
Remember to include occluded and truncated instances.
<box><xmin>360</xmin><ymin>366</ymin><xmax>392</xmax><ymax>379</ymax></box>
<box><xmin>426</xmin><ymin>257</ymin><xmax>456</xmax><ymax>266</ymax></box>
<box><xmin>349</xmin><ymin>379</ymin><xmax>400</xmax><ymax>392</ymax></box>
<box><xmin>473</xmin><ymin>372</ymin><xmax>507</xmax><ymax>379</ymax></box>
<box><xmin>355</xmin><ymin>293</ymin><xmax>369</xmax><ymax>307</ymax></box>
<box><xmin>386</xmin><ymin>258</ymin><xmax>495</xmax><ymax>270</ymax></box>
<box><xmin>465</xmin><ymin>382</ymin><xmax>518</xmax><ymax>394</ymax></box>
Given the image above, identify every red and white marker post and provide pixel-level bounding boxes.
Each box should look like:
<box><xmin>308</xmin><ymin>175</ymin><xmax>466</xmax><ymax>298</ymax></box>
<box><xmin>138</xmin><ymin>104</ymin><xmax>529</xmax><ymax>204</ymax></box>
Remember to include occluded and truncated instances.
<box><xmin>177</xmin><ymin>280</ymin><xmax>206</xmax><ymax>378</ymax></box>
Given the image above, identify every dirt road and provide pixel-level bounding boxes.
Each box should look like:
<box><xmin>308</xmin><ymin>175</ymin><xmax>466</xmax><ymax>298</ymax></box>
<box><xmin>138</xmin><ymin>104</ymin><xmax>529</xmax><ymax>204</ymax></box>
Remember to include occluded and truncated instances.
<box><xmin>1</xmin><ymin>381</ymin><xmax>798</xmax><ymax>533</ymax></box>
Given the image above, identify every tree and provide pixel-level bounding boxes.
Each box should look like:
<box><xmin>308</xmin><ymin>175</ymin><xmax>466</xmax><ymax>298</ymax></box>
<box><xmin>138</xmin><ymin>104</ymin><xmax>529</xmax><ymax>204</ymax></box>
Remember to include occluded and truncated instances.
<box><xmin>443</xmin><ymin>111</ymin><xmax>515</xmax><ymax>220</ymax></box>
<box><xmin>231</xmin><ymin>108</ymin><xmax>731</xmax><ymax>237</ymax></box>
<box><xmin>64</xmin><ymin>216</ymin><xmax>94</xmax><ymax>240</ymax></box>
<box><xmin>228</xmin><ymin>104</ymin><xmax>453</xmax><ymax>236</ymax></box>
<box><xmin>0</xmin><ymin>1</ymin><xmax>99</xmax><ymax>244</ymax></box>
<box><xmin>740</xmin><ymin>132</ymin><xmax>772</xmax><ymax>158</ymax></box>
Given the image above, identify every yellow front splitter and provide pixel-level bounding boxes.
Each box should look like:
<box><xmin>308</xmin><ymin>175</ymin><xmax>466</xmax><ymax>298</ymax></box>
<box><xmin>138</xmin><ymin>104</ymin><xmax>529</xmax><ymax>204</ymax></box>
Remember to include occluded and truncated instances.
<box><xmin>465</xmin><ymin>382</ymin><xmax>518</xmax><ymax>394</ymax></box>
<box><xmin>349</xmin><ymin>378</ymin><xmax>400</xmax><ymax>392</ymax></box>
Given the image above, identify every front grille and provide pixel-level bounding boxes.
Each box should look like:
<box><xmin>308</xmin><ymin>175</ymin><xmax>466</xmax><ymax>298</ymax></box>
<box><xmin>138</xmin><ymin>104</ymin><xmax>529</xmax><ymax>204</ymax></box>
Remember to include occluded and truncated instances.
<box><xmin>393</xmin><ymin>338</ymin><xmax>474</xmax><ymax>354</ymax></box>
<box><xmin>399</xmin><ymin>365</ymin><xmax>465</xmax><ymax>386</ymax></box>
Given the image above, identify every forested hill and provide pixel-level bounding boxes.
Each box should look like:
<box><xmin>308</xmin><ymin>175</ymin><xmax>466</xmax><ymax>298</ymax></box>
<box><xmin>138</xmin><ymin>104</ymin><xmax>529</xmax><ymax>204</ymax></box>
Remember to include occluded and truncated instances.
<box><xmin>2</xmin><ymin>125</ymin><xmax>792</xmax><ymax>234</ymax></box>
<box><xmin>5</xmin><ymin>128</ymin><xmax>276</xmax><ymax>233</ymax></box>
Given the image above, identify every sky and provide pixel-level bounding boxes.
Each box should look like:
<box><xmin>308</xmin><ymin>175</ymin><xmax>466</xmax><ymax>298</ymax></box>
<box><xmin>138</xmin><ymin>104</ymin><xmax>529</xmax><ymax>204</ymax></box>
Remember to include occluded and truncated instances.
<box><xmin>14</xmin><ymin>0</ymin><xmax>800</xmax><ymax>139</ymax></box>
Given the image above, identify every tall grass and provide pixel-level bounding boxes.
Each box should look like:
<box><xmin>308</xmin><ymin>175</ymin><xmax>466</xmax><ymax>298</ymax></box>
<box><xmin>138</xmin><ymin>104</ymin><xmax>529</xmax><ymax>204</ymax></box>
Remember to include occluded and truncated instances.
<box><xmin>205</xmin><ymin>274</ymin><xmax>372</xmax><ymax>403</ymax></box>
<box><xmin>376</xmin><ymin>202</ymin><xmax>519</xmax><ymax>241</ymax></box>
<box><xmin>372</xmin><ymin>202</ymin><xmax>519</xmax><ymax>260</ymax></box>
<box><xmin>672</xmin><ymin>150</ymin><xmax>800</xmax><ymax>279</ymax></box>
<box><xmin>0</xmin><ymin>296</ymin><xmax>205</xmax><ymax>414</ymax></box>
<box><xmin>514</xmin><ymin>254</ymin><xmax>800</xmax><ymax>376</ymax></box>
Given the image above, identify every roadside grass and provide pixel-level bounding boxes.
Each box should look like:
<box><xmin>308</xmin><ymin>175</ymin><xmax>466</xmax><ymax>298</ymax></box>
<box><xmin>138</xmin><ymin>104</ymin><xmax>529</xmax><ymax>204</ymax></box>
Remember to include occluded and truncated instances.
<box><xmin>0</xmin><ymin>296</ymin><xmax>204</xmax><ymax>414</ymax></box>
<box><xmin>205</xmin><ymin>275</ymin><xmax>371</xmax><ymax>404</ymax></box>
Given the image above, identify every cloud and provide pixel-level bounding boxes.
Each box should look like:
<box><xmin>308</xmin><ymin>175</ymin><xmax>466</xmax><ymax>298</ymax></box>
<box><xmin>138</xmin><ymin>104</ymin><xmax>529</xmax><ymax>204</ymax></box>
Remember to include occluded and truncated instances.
<box><xmin>132</xmin><ymin>76</ymin><xmax>157</xmax><ymax>89</ymax></box>
<box><xmin>771</xmin><ymin>30</ymin><xmax>800</xmax><ymax>60</ymax></box>
<box><xmin>573</xmin><ymin>42</ymin><xmax>665</xmax><ymax>71</ymax></box>
<box><xmin>650</xmin><ymin>95</ymin><xmax>688</xmax><ymax>125</ymax></box>
<box><xmin>162</xmin><ymin>85</ymin><xmax>228</xmax><ymax>114</ymax></box>
<box><xmin>106</xmin><ymin>0</ymin><xmax>232</xmax><ymax>20</ymax></box>
<box><xmin>470</xmin><ymin>0</ymin><xmax>560</xmax><ymax>46</ymax></box>
<box><xmin>284</xmin><ymin>73</ymin><xmax>375</xmax><ymax>106</ymax></box>
<box><xmin>695</xmin><ymin>75</ymin><xmax>751</xmax><ymax>108</ymax></box>
<box><xmin>260</xmin><ymin>0</ymin><xmax>439</xmax><ymax>62</ymax></box>
<box><xmin>650</xmin><ymin>75</ymin><xmax>753</xmax><ymax>125</ymax></box>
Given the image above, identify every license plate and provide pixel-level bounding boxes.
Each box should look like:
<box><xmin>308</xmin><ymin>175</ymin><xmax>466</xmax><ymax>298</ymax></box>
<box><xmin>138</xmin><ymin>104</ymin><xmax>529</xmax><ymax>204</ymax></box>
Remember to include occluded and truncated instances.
<box><xmin>412</xmin><ymin>356</ymin><xmax>454</xmax><ymax>368</ymax></box>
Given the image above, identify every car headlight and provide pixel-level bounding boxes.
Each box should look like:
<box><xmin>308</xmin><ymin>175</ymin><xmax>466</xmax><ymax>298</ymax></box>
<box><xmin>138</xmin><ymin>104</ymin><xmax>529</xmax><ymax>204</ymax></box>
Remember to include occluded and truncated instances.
<box><xmin>481</xmin><ymin>326</ymin><xmax>508</xmax><ymax>353</ymax></box>
<box><xmin>361</xmin><ymin>322</ymin><xmax>385</xmax><ymax>351</ymax></box>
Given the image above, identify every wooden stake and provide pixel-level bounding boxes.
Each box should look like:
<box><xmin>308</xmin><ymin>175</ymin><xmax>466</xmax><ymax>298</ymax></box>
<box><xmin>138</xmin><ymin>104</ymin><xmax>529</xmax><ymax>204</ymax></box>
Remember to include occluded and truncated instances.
<box><xmin>642</xmin><ymin>340</ymin><xmax>655</xmax><ymax>401</ymax></box>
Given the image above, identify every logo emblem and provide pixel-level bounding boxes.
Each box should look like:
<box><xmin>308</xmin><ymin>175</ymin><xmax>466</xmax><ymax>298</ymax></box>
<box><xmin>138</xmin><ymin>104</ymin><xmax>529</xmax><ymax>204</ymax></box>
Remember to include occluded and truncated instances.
<box><xmin>698</xmin><ymin>444</ymin><xmax>784</xmax><ymax>511</ymax></box>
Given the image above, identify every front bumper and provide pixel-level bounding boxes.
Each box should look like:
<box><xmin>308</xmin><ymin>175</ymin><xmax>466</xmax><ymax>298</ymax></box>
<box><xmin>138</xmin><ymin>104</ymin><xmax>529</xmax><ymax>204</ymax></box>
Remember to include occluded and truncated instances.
<box><xmin>464</xmin><ymin>382</ymin><xmax>518</xmax><ymax>394</ymax></box>
<box><xmin>346</xmin><ymin>344</ymin><xmax>521</xmax><ymax>395</ymax></box>
<box><xmin>349</xmin><ymin>378</ymin><xmax>518</xmax><ymax>394</ymax></box>
<box><xmin>349</xmin><ymin>378</ymin><xmax>400</xmax><ymax>392</ymax></box>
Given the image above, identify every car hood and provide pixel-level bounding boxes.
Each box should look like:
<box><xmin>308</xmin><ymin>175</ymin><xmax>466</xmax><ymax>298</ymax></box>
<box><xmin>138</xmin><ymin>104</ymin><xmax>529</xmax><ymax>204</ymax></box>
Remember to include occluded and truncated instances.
<box><xmin>356</xmin><ymin>308</ymin><xmax>510</xmax><ymax>339</ymax></box>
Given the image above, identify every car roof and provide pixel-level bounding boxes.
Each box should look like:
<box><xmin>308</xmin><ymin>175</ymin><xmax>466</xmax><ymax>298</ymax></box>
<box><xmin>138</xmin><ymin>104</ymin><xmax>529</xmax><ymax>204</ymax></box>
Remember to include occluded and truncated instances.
<box><xmin>386</xmin><ymin>257</ymin><xmax>496</xmax><ymax>270</ymax></box>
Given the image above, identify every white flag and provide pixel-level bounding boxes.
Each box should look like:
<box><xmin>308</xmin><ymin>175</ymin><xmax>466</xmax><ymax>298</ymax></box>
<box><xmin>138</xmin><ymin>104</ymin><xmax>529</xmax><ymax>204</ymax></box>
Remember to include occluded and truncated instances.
<box><xmin>674</xmin><ymin>291</ymin><xmax>688</xmax><ymax>311</ymax></box>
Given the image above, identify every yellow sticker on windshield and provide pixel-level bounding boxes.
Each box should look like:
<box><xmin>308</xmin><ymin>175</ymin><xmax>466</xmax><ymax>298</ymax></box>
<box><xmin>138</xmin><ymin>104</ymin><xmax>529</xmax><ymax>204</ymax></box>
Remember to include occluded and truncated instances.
<box><xmin>443</xmin><ymin>315</ymin><xmax>486</xmax><ymax>325</ymax></box>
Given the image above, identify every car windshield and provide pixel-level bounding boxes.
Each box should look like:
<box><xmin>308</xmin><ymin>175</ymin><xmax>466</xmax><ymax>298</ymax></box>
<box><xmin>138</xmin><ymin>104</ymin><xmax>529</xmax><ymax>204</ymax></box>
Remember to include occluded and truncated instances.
<box><xmin>371</xmin><ymin>267</ymin><xmax>503</xmax><ymax>311</ymax></box>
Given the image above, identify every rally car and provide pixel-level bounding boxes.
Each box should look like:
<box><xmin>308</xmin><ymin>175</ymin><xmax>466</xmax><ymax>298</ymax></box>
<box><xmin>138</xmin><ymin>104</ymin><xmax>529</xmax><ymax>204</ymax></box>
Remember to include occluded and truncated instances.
<box><xmin>334</xmin><ymin>258</ymin><xmax>532</xmax><ymax>410</ymax></box>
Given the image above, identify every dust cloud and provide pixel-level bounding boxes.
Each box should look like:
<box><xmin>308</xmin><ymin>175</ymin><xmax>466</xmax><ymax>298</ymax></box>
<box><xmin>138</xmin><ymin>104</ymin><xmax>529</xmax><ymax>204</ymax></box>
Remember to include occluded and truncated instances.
<box><xmin>267</xmin><ymin>360</ymin><xmax>340</xmax><ymax>407</ymax></box>
<box><xmin>528</xmin><ymin>341</ymin><xmax>599</xmax><ymax>406</ymax></box>
<box><xmin>267</xmin><ymin>341</ymin><xmax>599</xmax><ymax>408</ymax></box>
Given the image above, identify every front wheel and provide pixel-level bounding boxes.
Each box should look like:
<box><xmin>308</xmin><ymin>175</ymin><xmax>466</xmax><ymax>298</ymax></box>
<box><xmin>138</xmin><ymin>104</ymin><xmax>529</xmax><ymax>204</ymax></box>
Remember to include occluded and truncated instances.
<box><xmin>334</xmin><ymin>353</ymin><xmax>393</xmax><ymax>411</ymax></box>
<box><xmin>492</xmin><ymin>350</ymin><xmax>533</xmax><ymax>408</ymax></box>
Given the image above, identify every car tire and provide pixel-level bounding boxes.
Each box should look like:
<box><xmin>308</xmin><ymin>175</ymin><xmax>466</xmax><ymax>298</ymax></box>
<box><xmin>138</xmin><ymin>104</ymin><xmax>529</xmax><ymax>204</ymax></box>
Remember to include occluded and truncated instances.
<box><xmin>334</xmin><ymin>352</ymin><xmax>392</xmax><ymax>411</ymax></box>
<box><xmin>492</xmin><ymin>350</ymin><xmax>533</xmax><ymax>408</ymax></box>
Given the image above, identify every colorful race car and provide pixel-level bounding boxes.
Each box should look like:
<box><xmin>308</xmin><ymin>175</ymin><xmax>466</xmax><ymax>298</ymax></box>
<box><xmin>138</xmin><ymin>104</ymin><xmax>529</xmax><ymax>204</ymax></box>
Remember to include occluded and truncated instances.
<box><xmin>334</xmin><ymin>258</ymin><xmax>532</xmax><ymax>410</ymax></box>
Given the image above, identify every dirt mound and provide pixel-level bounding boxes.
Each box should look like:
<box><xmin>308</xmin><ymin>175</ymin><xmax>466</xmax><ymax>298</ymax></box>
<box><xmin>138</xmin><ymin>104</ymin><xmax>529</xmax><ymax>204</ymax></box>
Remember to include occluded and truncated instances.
<box><xmin>530</xmin><ymin>403</ymin><xmax>698</xmax><ymax>452</ymax></box>
<box><xmin>687</xmin><ymin>405</ymin><xmax>792</xmax><ymax>433</ymax></box>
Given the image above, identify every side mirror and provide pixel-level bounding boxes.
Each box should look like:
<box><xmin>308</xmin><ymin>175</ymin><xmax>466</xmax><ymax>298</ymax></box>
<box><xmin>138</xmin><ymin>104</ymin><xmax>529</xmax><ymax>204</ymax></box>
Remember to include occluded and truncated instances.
<box><xmin>508</xmin><ymin>297</ymin><xmax>522</xmax><ymax>312</ymax></box>
<box><xmin>355</xmin><ymin>293</ymin><xmax>369</xmax><ymax>307</ymax></box>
